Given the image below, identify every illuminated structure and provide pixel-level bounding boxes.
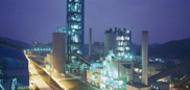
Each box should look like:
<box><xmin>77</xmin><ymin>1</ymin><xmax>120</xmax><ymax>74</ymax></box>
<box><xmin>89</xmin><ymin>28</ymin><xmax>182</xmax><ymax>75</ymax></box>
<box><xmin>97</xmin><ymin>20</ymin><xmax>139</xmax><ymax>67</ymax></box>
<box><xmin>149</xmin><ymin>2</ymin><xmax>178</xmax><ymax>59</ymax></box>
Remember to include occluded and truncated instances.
<box><xmin>66</xmin><ymin>0</ymin><xmax>85</xmax><ymax>70</ymax></box>
<box><xmin>25</xmin><ymin>48</ymin><xmax>52</xmax><ymax>53</ymax></box>
<box><xmin>104</xmin><ymin>28</ymin><xmax>132</xmax><ymax>60</ymax></box>
<box><xmin>52</xmin><ymin>31</ymin><xmax>67</xmax><ymax>73</ymax></box>
<box><xmin>86</xmin><ymin>28</ymin><xmax>134</xmax><ymax>89</ymax></box>
<box><xmin>116</xmin><ymin>28</ymin><xmax>132</xmax><ymax>58</ymax></box>
<box><xmin>87</xmin><ymin>51</ymin><xmax>134</xmax><ymax>90</ymax></box>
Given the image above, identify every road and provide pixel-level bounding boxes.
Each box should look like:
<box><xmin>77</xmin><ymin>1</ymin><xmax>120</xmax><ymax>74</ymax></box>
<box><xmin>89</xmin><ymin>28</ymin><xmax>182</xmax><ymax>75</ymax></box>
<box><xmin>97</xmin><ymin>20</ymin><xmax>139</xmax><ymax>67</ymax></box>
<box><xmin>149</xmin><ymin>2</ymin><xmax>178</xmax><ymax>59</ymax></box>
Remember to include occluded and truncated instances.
<box><xmin>25</xmin><ymin>52</ymin><xmax>97</xmax><ymax>90</ymax></box>
<box><xmin>26</xmin><ymin>53</ymin><xmax>63</xmax><ymax>90</ymax></box>
<box><xmin>29</xmin><ymin>60</ymin><xmax>53</xmax><ymax>90</ymax></box>
<box><xmin>31</xmin><ymin>61</ymin><xmax>63</xmax><ymax>90</ymax></box>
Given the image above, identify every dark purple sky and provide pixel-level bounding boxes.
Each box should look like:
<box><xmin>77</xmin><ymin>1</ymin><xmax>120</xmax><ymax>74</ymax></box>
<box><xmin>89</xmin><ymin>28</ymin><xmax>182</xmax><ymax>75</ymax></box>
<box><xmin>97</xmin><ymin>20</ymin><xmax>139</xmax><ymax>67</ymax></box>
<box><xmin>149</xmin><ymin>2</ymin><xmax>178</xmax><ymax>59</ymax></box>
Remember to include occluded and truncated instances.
<box><xmin>0</xmin><ymin>0</ymin><xmax>190</xmax><ymax>44</ymax></box>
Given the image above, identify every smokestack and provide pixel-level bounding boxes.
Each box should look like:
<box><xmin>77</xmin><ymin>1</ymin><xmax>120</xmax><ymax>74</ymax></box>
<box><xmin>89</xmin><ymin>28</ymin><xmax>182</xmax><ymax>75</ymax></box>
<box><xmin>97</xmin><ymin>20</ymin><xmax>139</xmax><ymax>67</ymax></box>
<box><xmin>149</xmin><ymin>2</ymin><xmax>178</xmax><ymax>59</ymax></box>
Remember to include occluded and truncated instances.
<box><xmin>88</xmin><ymin>28</ymin><xmax>92</xmax><ymax>58</ymax></box>
<box><xmin>141</xmin><ymin>31</ymin><xmax>148</xmax><ymax>85</ymax></box>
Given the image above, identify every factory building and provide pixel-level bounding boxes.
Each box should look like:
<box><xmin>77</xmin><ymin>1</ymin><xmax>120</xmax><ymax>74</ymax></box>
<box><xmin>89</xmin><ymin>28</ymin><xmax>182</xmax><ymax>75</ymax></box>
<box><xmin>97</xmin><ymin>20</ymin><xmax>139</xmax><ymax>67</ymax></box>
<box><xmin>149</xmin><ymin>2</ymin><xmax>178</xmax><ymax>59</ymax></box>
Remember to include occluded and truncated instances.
<box><xmin>87</xmin><ymin>28</ymin><xmax>134</xmax><ymax>90</ymax></box>
<box><xmin>52</xmin><ymin>31</ymin><xmax>67</xmax><ymax>73</ymax></box>
<box><xmin>104</xmin><ymin>28</ymin><xmax>132</xmax><ymax>60</ymax></box>
<box><xmin>87</xmin><ymin>52</ymin><xmax>134</xmax><ymax>90</ymax></box>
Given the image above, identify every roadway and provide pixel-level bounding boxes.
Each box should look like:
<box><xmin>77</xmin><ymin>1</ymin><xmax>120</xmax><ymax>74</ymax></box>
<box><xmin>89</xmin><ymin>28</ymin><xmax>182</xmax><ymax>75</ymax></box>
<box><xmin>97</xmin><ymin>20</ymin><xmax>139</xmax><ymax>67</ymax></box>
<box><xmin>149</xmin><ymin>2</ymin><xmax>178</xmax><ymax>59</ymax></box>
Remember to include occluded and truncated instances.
<box><xmin>29</xmin><ymin>60</ymin><xmax>53</xmax><ymax>90</ymax></box>
<box><xmin>25</xmin><ymin>52</ymin><xmax>97</xmax><ymax>90</ymax></box>
<box><xmin>26</xmin><ymin>53</ymin><xmax>63</xmax><ymax>90</ymax></box>
<box><xmin>31</xmin><ymin>61</ymin><xmax>63</xmax><ymax>90</ymax></box>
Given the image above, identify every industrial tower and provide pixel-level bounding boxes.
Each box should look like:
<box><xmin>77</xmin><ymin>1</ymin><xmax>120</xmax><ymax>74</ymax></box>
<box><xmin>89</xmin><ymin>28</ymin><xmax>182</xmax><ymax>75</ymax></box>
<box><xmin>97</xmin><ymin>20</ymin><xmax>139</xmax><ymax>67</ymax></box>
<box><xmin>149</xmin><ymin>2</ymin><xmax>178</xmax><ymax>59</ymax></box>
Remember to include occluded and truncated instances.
<box><xmin>66</xmin><ymin>0</ymin><xmax>85</xmax><ymax>70</ymax></box>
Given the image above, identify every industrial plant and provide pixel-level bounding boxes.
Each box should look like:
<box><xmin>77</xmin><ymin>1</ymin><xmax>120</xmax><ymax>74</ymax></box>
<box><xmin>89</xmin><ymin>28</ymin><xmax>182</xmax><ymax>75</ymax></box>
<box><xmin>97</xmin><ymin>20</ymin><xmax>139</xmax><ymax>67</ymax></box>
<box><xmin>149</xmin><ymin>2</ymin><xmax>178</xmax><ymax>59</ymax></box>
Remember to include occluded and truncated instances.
<box><xmin>1</xmin><ymin>0</ymin><xmax>189</xmax><ymax>90</ymax></box>
<box><xmin>23</xmin><ymin>0</ymin><xmax>165</xmax><ymax>90</ymax></box>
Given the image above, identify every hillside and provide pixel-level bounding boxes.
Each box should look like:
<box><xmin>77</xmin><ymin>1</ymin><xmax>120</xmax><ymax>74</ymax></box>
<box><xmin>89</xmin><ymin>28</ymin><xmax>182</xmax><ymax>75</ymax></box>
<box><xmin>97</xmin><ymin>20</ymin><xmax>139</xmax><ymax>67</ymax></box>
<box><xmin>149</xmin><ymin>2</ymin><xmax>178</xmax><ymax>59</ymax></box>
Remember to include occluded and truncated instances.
<box><xmin>133</xmin><ymin>38</ymin><xmax>190</xmax><ymax>61</ymax></box>
<box><xmin>0</xmin><ymin>36</ymin><xmax>31</xmax><ymax>50</ymax></box>
<box><xmin>149</xmin><ymin>38</ymin><xmax>190</xmax><ymax>60</ymax></box>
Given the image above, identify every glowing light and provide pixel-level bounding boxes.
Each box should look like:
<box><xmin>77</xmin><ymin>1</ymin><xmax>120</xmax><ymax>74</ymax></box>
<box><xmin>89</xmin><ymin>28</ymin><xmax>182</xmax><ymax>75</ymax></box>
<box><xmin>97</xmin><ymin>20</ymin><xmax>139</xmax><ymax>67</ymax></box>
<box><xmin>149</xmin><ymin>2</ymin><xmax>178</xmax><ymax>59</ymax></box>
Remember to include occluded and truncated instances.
<box><xmin>121</xmin><ymin>36</ymin><xmax>124</xmax><ymax>40</ymax></box>
<box><xmin>76</xmin><ymin>50</ymin><xmax>81</xmax><ymax>54</ymax></box>
<box><xmin>125</xmin><ymin>47</ymin><xmax>130</xmax><ymax>51</ymax></box>
<box><xmin>125</xmin><ymin>36</ymin><xmax>130</xmax><ymax>40</ymax></box>
<box><xmin>118</xmin><ymin>80</ymin><xmax>123</xmax><ymax>86</ymax></box>
<box><xmin>71</xmin><ymin>14</ymin><xmax>81</xmax><ymax>21</ymax></box>
<box><xmin>71</xmin><ymin>24</ymin><xmax>81</xmax><ymax>29</ymax></box>
<box><xmin>126</xmin><ymin>30</ymin><xmax>130</xmax><ymax>34</ymax></box>
<box><xmin>73</xmin><ymin>34</ymin><xmax>79</xmax><ymax>42</ymax></box>
<box><xmin>100</xmin><ymin>83</ymin><xmax>106</xmax><ymax>89</ymax></box>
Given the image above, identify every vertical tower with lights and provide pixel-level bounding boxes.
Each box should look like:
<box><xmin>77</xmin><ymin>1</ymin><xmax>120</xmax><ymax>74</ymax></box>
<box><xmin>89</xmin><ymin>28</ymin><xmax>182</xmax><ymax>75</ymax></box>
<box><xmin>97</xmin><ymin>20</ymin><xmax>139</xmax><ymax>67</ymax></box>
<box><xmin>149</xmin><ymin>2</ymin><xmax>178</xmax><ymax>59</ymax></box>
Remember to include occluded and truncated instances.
<box><xmin>115</xmin><ymin>28</ymin><xmax>132</xmax><ymax>58</ymax></box>
<box><xmin>66</xmin><ymin>0</ymin><xmax>84</xmax><ymax>70</ymax></box>
<box><xmin>104</xmin><ymin>28</ymin><xmax>132</xmax><ymax>60</ymax></box>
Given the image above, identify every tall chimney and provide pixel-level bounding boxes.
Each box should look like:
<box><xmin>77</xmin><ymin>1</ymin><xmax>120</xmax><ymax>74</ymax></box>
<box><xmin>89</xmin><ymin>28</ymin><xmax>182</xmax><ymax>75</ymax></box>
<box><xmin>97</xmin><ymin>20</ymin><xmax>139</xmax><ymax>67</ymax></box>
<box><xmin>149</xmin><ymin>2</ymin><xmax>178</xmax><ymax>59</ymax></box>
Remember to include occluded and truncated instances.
<box><xmin>141</xmin><ymin>31</ymin><xmax>149</xmax><ymax>85</ymax></box>
<box><xmin>88</xmin><ymin>28</ymin><xmax>92</xmax><ymax>58</ymax></box>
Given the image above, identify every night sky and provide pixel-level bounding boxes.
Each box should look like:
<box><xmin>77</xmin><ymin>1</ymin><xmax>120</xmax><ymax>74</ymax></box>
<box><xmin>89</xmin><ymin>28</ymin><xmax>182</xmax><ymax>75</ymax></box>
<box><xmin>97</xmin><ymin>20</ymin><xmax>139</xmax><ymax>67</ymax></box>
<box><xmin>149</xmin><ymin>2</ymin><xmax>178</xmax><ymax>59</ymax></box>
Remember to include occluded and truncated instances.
<box><xmin>0</xmin><ymin>0</ymin><xmax>190</xmax><ymax>44</ymax></box>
